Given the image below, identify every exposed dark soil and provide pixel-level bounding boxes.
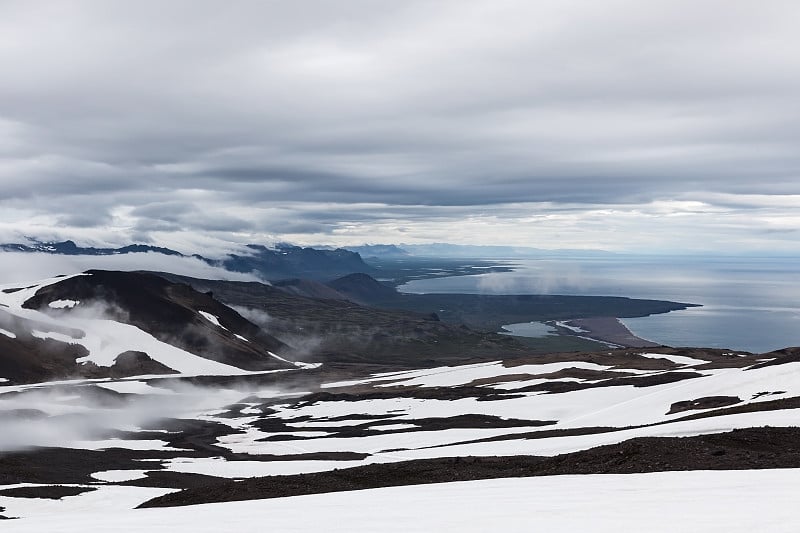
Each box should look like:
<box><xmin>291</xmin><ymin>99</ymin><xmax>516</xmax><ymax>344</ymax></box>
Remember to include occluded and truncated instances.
<box><xmin>668</xmin><ymin>396</ymin><xmax>742</xmax><ymax>414</ymax></box>
<box><xmin>502</xmin><ymin>347</ymin><xmax>759</xmax><ymax>371</ymax></box>
<box><xmin>467</xmin><ymin>368</ymin><xmax>639</xmax><ymax>387</ymax></box>
<box><xmin>672</xmin><ymin>395</ymin><xmax>800</xmax><ymax>422</ymax></box>
<box><xmin>139</xmin><ymin>426</ymin><xmax>800</xmax><ymax>508</ymax></box>
<box><xmin>510</xmin><ymin>371</ymin><xmax>705</xmax><ymax>394</ymax></box>
<box><xmin>109</xmin><ymin>351</ymin><xmax>178</xmax><ymax>377</ymax></box>
<box><xmin>0</xmin><ymin>447</ymin><xmax>172</xmax><ymax>485</ymax></box>
<box><xmin>747</xmin><ymin>348</ymin><xmax>800</xmax><ymax>369</ymax></box>
<box><xmin>118</xmin><ymin>471</ymin><xmax>224</xmax><ymax>490</ymax></box>
<box><xmin>0</xmin><ymin>485</ymin><xmax>97</xmax><ymax>499</ymax></box>
<box><xmin>254</xmin><ymin>414</ymin><xmax>554</xmax><ymax>441</ymax></box>
<box><xmin>291</xmin><ymin>387</ymin><xmax>523</xmax><ymax>405</ymax></box>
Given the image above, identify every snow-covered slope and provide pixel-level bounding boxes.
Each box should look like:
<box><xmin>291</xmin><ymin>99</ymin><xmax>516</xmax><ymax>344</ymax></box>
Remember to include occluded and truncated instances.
<box><xmin>3</xmin><ymin>470</ymin><xmax>799</xmax><ymax>533</ymax></box>
<box><xmin>0</xmin><ymin>271</ymin><xmax>311</xmax><ymax>382</ymax></box>
<box><xmin>2</xmin><ymin>271</ymin><xmax>799</xmax><ymax>530</ymax></box>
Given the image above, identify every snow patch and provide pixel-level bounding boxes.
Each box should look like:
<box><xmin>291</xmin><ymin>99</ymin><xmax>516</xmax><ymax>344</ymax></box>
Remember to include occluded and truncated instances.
<box><xmin>94</xmin><ymin>380</ymin><xmax>176</xmax><ymax>395</ymax></box>
<box><xmin>49</xmin><ymin>299</ymin><xmax>79</xmax><ymax>309</ymax></box>
<box><xmin>199</xmin><ymin>311</ymin><xmax>228</xmax><ymax>330</ymax></box>
<box><xmin>90</xmin><ymin>470</ymin><xmax>150</xmax><ymax>482</ymax></box>
<box><xmin>31</xmin><ymin>329</ymin><xmax>81</xmax><ymax>344</ymax></box>
<box><xmin>3</xmin><ymin>470</ymin><xmax>799</xmax><ymax>532</ymax></box>
<box><xmin>0</xmin><ymin>327</ymin><xmax>16</xmax><ymax>339</ymax></box>
<box><xmin>268</xmin><ymin>351</ymin><xmax>321</xmax><ymax>370</ymax></box>
<box><xmin>638</xmin><ymin>352</ymin><xmax>709</xmax><ymax>366</ymax></box>
<box><xmin>369</xmin><ymin>424</ymin><xmax>419</xmax><ymax>431</ymax></box>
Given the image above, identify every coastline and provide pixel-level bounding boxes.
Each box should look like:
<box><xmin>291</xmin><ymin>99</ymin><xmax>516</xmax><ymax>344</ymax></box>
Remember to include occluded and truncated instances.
<box><xmin>558</xmin><ymin>317</ymin><xmax>662</xmax><ymax>348</ymax></box>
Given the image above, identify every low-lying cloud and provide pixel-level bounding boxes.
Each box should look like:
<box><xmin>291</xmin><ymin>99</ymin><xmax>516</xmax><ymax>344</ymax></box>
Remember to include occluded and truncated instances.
<box><xmin>0</xmin><ymin>381</ymin><xmax>256</xmax><ymax>452</ymax></box>
<box><xmin>0</xmin><ymin>252</ymin><xmax>259</xmax><ymax>285</ymax></box>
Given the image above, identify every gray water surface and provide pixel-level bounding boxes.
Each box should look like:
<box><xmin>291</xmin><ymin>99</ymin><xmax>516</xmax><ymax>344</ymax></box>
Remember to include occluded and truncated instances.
<box><xmin>399</xmin><ymin>255</ymin><xmax>800</xmax><ymax>353</ymax></box>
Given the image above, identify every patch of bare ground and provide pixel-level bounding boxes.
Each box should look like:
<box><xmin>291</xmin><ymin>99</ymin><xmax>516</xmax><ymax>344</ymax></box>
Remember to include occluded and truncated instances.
<box><xmin>501</xmin><ymin>347</ymin><xmax>760</xmax><ymax>371</ymax></box>
<box><xmin>118</xmin><ymin>471</ymin><xmax>227</xmax><ymax>490</ymax></box>
<box><xmin>467</xmin><ymin>368</ymin><xmax>639</xmax><ymax>387</ymax></box>
<box><xmin>0</xmin><ymin>485</ymin><xmax>97</xmax><ymax>499</ymax></box>
<box><xmin>138</xmin><ymin>426</ymin><xmax>800</xmax><ymax>508</ymax></box>
<box><xmin>747</xmin><ymin>347</ymin><xmax>800</xmax><ymax>369</ymax></box>
<box><xmin>416</xmin><ymin>395</ymin><xmax>800</xmax><ymax>451</ymax></box>
<box><xmin>0</xmin><ymin>448</ymin><xmax>174</xmax><ymax>485</ymax></box>
<box><xmin>290</xmin><ymin>387</ymin><xmax>523</xmax><ymax>405</ymax></box>
<box><xmin>670</xmin><ymin>395</ymin><xmax>800</xmax><ymax>422</ymax></box>
<box><xmin>668</xmin><ymin>396</ymin><xmax>742</xmax><ymax>414</ymax></box>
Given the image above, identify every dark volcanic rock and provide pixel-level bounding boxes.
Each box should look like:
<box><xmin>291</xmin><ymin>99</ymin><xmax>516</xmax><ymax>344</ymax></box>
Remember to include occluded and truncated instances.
<box><xmin>667</xmin><ymin>396</ymin><xmax>742</xmax><ymax>414</ymax></box>
<box><xmin>0</xmin><ymin>485</ymin><xmax>97</xmax><ymax>500</ymax></box>
<box><xmin>22</xmin><ymin>270</ymin><xmax>293</xmax><ymax>372</ymax></box>
<box><xmin>747</xmin><ymin>347</ymin><xmax>800</xmax><ymax>369</ymax></box>
<box><xmin>0</xmin><ymin>309</ymin><xmax>91</xmax><ymax>384</ymax></box>
<box><xmin>139</xmin><ymin>426</ymin><xmax>800</xmax><ymax>508</ymax></box>
<box><xmin>109</xmin><ymin>351</ymin><xmax>178</xmax><ymax>377</ymax></box>
<box><xmin>153</xmin><ymin>273</ymin><xmax>532</xmax><ymax>367</ymax></box>
<box><xmin>223</xmin><ymin>244</ymin><xmax>374</xmax><ymax>280</ymax></box>
<box><xmin>0</xmin><ymin>447</ymin><xmax>171</xmax><ymax>486</ymax></box>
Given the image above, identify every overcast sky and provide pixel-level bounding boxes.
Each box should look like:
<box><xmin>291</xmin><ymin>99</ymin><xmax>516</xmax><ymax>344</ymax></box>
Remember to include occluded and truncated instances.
<box><xmin>1</xmin><ymin>0</ymin><xmax>799</xmax><ymax>254</ymax></box>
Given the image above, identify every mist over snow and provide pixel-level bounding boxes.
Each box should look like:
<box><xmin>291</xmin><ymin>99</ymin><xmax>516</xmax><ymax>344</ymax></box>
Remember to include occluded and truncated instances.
<box><xmin>0</xmin><ymin>381</ymin><xmax>253</xmax><ymax>452</ymax></box>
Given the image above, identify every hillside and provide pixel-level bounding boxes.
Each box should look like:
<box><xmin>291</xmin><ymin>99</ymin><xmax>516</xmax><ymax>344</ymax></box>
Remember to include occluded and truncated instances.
<box><xmin>0</xmin><ymin>271</ymin><xmax>303</xmax><ymax>384</ymax></box>
<box><xmin>1</xmin><ymin>270</ymin><xmax>798</xmax><ymax>530</ymax></box>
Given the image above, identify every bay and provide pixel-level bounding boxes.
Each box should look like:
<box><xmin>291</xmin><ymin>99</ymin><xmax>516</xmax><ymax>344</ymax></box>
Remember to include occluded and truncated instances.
<box><xmin>399</xmin><ymin>255</ymin><xmax>800</xmax><ymax>353</ymax></box>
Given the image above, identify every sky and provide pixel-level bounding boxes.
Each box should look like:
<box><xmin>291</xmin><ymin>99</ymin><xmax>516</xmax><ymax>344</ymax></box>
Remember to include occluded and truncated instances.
<box><xmin>1</xmin><ymin>0</ymin><xmax>799</xmax><ymax>255</ymax></box>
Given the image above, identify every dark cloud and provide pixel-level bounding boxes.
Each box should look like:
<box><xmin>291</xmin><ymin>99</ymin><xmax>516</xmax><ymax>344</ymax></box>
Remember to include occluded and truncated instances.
<box><xmin>0</xmin><ymin>1</ymin><xmax>798</xmax><ymax>251</ymax></box>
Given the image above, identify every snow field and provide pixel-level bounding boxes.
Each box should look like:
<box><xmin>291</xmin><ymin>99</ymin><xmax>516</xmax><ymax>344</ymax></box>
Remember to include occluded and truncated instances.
<box><xmin>3</xmin><ymin>469</ymin><xmax>800</xmax><ymax>532</ymax></box>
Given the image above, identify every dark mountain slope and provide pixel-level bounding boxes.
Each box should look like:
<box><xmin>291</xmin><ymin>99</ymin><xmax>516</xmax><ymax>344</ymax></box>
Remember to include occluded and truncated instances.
<box><xmin>327</xmin><ymin>273</ymin><xmax>399</xmax><ymax>304</ymax></box>
<box><xmin>153</xmin><ymin>273</ymin><xmax>530</xmax><ymax>366</ymax></box>
<box><xmin>271</xmin><ymin>279</ymin><xmax>350</xmax><ymax>300</ymax></box>
<box><xmin>21</xmin><ymin>271</ymin><xmax>293</xmax><ymax>372</ymax></box>
<box><xmin>221</xmin><ymin>244</ymin><xmax>374</xmax><ymax>280</ymax></box>
<box><xmin>0</xmin><ymin>240</ymin><xmax>374</xmax><ymax>281</ymax></box>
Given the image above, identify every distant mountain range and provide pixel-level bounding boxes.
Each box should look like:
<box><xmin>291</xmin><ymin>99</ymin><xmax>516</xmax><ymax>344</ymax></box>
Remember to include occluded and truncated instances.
<box><xmin>0</xmin><ymin>240</ymin><xmax>183</xmax><ymax>256</ymax></box>
<box><xmin>0</xmin><ymin>239</ymin><xmax>620</xmax><ymax>279</ymax></box>
<box><xmin>0</xmin><ymin>240</ymin><xmax>374</xmax><ymax>281</ymax></box>
<box><xmin>344</xmin><ymin>243</ymin><xmax>619</xmax><ymax>259</ymax></box>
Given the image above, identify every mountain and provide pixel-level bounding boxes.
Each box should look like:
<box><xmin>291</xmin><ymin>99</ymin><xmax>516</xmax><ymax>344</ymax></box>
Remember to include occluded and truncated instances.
<box><xmin>153</xmin><ymin>272</ymin><xmax>530</xmax><ymax>367</ymax></box>
<box><xmin>222</xmin><ymin>244</ymin><xmax>374</xmax><ymax>280</ymax></box>
<box><xmin>0</xmin><ymin>240</ymin><xmax>374</xmax><ymax>281</ymax></box>
<box><xmin>342</xmin><ymin>244</ymin><xmax>411</xmax><ymax>258</ymax></box>
<box><xmin>0</xmin><ymin>239</ymin><xmax>182</xmax><ymax>256</ymax></box>
<box><xmin>0</xmin><ymin>270</ymin><xmax>304</xmax><ymax>384</ymax></box>
<box><xmin>326</xmin><ymin>272</ymin><xmax>400</xmax><ymax>304</ymax></box>
<box><xmin>3</xmin><ymin>331</ymin><xmax>800</xmax><ymax>525</ymax></box>
<box><xmin>2</xmin><ymin>267</ymin><xmax>800</xmax><ymax>528</ymax></box>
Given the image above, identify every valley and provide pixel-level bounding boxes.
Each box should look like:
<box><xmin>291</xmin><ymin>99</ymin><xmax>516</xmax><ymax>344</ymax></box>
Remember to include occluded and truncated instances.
<box><xmin>0</xmin><ymin>264</ymin><xmax>798</xmax><ymax>529</ymax></box>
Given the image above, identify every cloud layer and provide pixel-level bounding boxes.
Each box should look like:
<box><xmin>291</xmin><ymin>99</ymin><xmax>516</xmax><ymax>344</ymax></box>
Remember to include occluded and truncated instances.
<box><xmin>1</xmin><ymin>1</ymin><xmax>798</xmax><ymax>252</ymax></box>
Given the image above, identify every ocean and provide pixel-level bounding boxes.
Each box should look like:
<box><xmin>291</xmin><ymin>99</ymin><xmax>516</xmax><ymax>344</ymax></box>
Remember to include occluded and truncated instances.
<box><xmin>398</xmin><ymin>255</ymin><xmax>800</xmax><ymax>354</ymax></box>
